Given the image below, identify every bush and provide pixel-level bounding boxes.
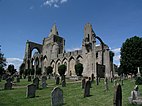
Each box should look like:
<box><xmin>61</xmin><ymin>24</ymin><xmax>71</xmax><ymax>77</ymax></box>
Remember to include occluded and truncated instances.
<box><xmin>135</xmin><ymin>77</ymin><xmax>142</xmax><ymax>85</ymax></box>
<box><xmin>58</xmin><ymin>64</ymin><xmax>66</xmax><ymax>76</ymax></box>
<box><xmin>36</xmin><ymin>68</ymin><xmax>42</xmax><ymax>75</ymax></box>
<box><xmin>75</xmin><ymin>63</ymin><xmax>83</xmax><ymax>76</ymax></box>
<box><xmin>46</xmin><ymin>66</ymin><xmax>53</xmax><ymax>75</ymax></box>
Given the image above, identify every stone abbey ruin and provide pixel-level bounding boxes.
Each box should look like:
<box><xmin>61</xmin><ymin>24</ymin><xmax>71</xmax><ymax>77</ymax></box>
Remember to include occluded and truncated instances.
<box><xmin>23</xmin><ymin>23</ymin><xmax>114</xmax><ymax>78</ymax></box>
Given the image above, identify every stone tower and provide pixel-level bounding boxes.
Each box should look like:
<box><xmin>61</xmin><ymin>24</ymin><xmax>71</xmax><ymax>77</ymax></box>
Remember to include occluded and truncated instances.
<box><xmin>42</xmin><ymin>24</ymin><xmax>65</xmax><ymax>67</ymax></box>
<box><xmin>82</xmin><ymin>23</ymin><xmax>96</xmax><ymax>77</ymax></box>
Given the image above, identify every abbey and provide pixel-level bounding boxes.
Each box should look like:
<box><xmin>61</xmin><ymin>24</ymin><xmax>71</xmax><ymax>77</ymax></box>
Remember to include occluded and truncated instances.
<box><xmin>23</xmin><ymin>23</ymin><xmax>114</xmax><ymax>78</ymax></box>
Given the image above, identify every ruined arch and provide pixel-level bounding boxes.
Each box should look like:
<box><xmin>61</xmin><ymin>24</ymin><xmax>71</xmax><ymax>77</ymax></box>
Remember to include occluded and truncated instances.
<box><xmin>76</xmin><ymin>55</ymin><xmax>83</xmax><ymax>63</ymax></box>
<box><xmin>69</xmin><ymin>56</ymin><xmax>76</xmax><ymax>75</ymax></box>
<box><xmin>55</xmin><ymin>59</ymin><xmax>61</xmax><ymax>75</ymax></box>
<box><xmin>62</xmin><ymin>58</ymin><xmax>68</xmax><ymax>75</ymax></box>
<box><xmin>50</xmin><ymin>60</ymin><xmax>56</xmax><ymax>75</ymax></box>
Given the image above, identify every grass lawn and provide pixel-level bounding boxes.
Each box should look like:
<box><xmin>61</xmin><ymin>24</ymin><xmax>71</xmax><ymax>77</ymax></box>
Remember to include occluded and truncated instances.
<box><xmin>0</xmin><ymin>77</ymin><xmax>141</xmax><ymax>106</ymax></box>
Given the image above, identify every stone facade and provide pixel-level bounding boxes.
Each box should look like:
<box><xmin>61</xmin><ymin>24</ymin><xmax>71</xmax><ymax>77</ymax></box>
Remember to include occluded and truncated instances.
<box><xmin>23</xmin><ymin>23</ymin><xmax>114</xmax><ymax>78</ymax></box>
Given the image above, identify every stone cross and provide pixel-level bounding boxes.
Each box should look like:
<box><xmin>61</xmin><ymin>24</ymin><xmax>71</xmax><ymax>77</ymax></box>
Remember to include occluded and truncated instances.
<box><xmin>4</xmin><ymin>77</ymin><xmax>12</xmax><ymax>90</ymax></box>
<box><xmin>113</xmin><ymin>83</ymin><xmax>122</xmax><ymax>106</ymax></box>
<box><xmin>56</xmin><ymin>76</ymin><xmax>60</xmax><ymax>85</ymax></box>
<box><xmin>51</xmin><ymin>87</ymin><xmax>63</xmax><ymax>106</ymax></box>
<box><xmin>26</xmin><ymin>84</ymin><xmax>36</xmax><ymax>98</ymax></box>
<box><xmin>84</xmin><ymin>80</ymin><xmax>91</xmax><ymax>97</ymax></box>
<box><xmin>82</xmin><ymin>78</ymin><xmax>86</xmax><ymax>89</ymax></box>
<box><xmin>33</xmin><ymin>77</ymin><xmax>40</xmax><ymax>89</ymax></box>
<box><xmin>42</xmin><ymin>76</ymin><xmax>47</xmax><ymax>88</ymax></box>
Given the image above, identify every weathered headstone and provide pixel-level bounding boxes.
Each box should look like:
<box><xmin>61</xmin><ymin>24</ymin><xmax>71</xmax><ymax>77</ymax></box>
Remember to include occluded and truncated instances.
<box><xmin>42</xmin><ymin>76</ymin><xmax>47</xmax><ymax>88</ymax></box>
<box><xmin>113</xmin><ymin>83</ymin><xmax>122</xmax><ymax>106</ymax></box>
<box><xmin>28</xmin><ymin>76</ymin><xmax>32</xmax><ymax>82</ymax></box>
<box><xmin>4</xmin><ymin>77</ymin><xmax>12</xmax><ymax>90</ymax></box>
<box><xmin>91</xmin><ymin>74</ymin><xmax>94</xmax><ymax>82</ymax></box>
<box><xmin>84</xmin><ymin>80</ymin><xmax>91</xmax><ymax>97</ymax></box>
<box><xmin>62</xmin><ymin>80</ymin><xmax>66</xmax><ymax>87</ymax></box>
<box><xmin>56</xmin><ymin>76</ymin><xmax>60</xmax><ymax>85</ymax></box>
<box><xmin>82</xmin><ymin>78</ymin><xmax>86</xmax><ymax>89</ymax></box>
<box><xmin>16</xmin><ymin>76</ymin><xmax>20</xmax><ymax>82</ymax></box>
<box><xmin>26</xmin><ymin>84</ymin><xmax>36</xmax><ymax>98</ymax></box>
<box><xmin>33</xmin><ymin>77</ymin><xmax>40</xmax><ymax>89</ymax></box>
<box><xmin>51</xmin><ymin>87</ymin><xmax>63</xmax><ymax>106</ymax></box>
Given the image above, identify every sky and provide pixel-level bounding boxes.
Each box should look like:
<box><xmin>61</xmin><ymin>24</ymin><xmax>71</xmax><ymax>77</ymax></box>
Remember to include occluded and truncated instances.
<box><xmin>0</xmin><ymin>0</ymin><xmax>142</xmax><ymax>70</ymax></box>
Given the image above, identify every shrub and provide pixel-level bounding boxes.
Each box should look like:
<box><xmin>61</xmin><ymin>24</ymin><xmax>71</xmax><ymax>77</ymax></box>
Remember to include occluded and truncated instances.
<box><xmin>75</xmin><ymin>63</ymin><xmax>83</xmax><ymax>76</ymax></box>
<box><xmin>58</xmin><ymin>64</ymin><xmax>66</xmax><ymax>76</ymax></box>
<box><xmin>36</xmin><ymin>68</ymin><xmax>42</xmax><ymax>75</ymax></box>
<box><xmin>135</xmin><ymin>77</ymin><xmax>142</xmax><ymax>85</ymax></box>
<box><xmin>45</xmin><ymin>66</ymin><xmax>53</xmax><ymax>75</ymax></box>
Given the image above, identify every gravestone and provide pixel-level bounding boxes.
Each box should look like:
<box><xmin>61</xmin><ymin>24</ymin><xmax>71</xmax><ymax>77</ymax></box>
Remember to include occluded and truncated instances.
<box><xmin>62</xmin><ymin>80</ymin><xmax>66</xmax><ymax>87</ymax></box>
<box><xmin>82</xmin><ymin>78</ymin><xmax>86</xmax><ymax>89</ymax></box>
<box><xmin>89</xmin><ymin>77</ymin><xmax>92</xmax><ymax>88</ymax></box>
<box><xmin>28</xmin><ymin>76</ymin><xmax>32</xmax><ymax>82</ymax></box>
<box><xmin>56</xmin><ymin>76</ymin><xmax>60</xmax><ymax>85</ymax></box>
<box><xmin>42</xmin><ymin>76</ymin><xmax>47</xmax><ymax>88</ymax></box>
<box><xmin>84</xmin><ymin>80</ymin><xmax>91</xmax><ymax>97</ymax></box>
<box><xmin>16</xmin><ymin>76</ymin><xmax>20</xmax><ymax>82</ymax></box>
<box><xmin>33</xmin><ymin>77</ymin><xmax>40</xmax><ymax>89</ymax></box>
<box><xmin>104</xmin><ymin>77</ymin><xmax>109</xmax><ymax>91</ymax></box>
<box><xmin>51</xmin><ymin>87</ymin><xmax>63</xmax><ymax>106</ymax></box>
<box><xmin>26</xmin><ymin>84</ymin><xmax>36</xmax><ymax>98</ymax></box>
<box><xmin>113</xmin><ymin>83</ymin><xmax>122</xmax><ymax>106</ymax></box>
<box><xmin>91</xmin><ymin>74</ymin><xmax>94</xmax><ymax>82</ymax></box>
<box><xmin>4</xmin><ymin>77</ymin><xmax>12</xmax><ymax>90</ymax></box>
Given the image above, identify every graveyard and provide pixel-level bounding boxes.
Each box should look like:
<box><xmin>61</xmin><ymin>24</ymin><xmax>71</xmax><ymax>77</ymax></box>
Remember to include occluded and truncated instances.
<box><xmin>0</xmin><ymin>76</ymin><xmax>141</xmax><ymax>106</ymax></box>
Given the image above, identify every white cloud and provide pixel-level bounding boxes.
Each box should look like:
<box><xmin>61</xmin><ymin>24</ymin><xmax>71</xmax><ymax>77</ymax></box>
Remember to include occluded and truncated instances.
<box><xmin>54</xmin><ymin>4</ymin><xmax>59</xmax><ymax>8</ymax></box>
<box><xmin>112</xmin><ymin>48</ymin><xmax>120</xmax><ymax>54</ymax></box>
<box><xmin>66</xmin><ymin>47</ymin><xmax>81</xmax><ymax>52</ymax></box>
<box><xmin>60</xmin><ymin>0</ymin><xmax>68</xmax><ymax>3</ymax></box>
<box><xmin>6</xmin><ymin>58</ymin><xmax>23</xmax><ymax>71</ymax></box>
<box><xmin>43</xmin><ymin>0</ymin><xmax>68</xmax><ymax>8</ymax></box>
<box><xmin>29</xmin><ymin>6</ymin><xmax>34</xmax><ymax>10</ymax></box>
<box><xmin>114</xmin><ymin>55</ymin><xmax>120</xmax><ymax>61</ymax></box>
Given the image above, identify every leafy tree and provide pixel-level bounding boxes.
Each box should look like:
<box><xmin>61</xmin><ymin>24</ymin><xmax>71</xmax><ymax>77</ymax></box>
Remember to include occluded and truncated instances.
<box><xmin>58</xmin><ymin>64</ymin><xmax>66</xmax><ymax>76</ymax></box>
<box><xmin>75</xmin><ymin>63</ymin><xmax>83</xmax><ymax>76</ymax></box>
<box><xmin>120</xmin><ymin>36</ymin><xmax>142</xmax><ymax>75</ymax></box>
<box><xmin>7</xmin><ymin>64</ymin><xmax>16</xmax><ymax>75</ymax></box>
<box><xmin>45</xmin><ymin>66</ymin><xmax>53</xmax><ymax>75</ymax></box>
<box><xmin>19</xmin><ymin>63</ymin><xmax>25</xmax><ymax>76</ymax></box>
<box><xmin>0</xmin><ymin>46</ymin><xmax>6</xmax><ymax>68</ymax></box>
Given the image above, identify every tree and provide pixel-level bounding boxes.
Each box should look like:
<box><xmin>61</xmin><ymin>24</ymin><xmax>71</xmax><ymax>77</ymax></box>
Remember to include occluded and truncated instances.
<box><xmin>58</xmin><ymin>64</ymin><xmax>66</xmax><ymax>76</ymax></box>
<box><xmin>7</xmin><ymin>64</ymin><xmax>16</xmax><ymax>75</ymax></box>
<box><xmin>75</xmin><ymin>63</ymin><xmax>83</xmax><ymax>76</ymax></box>
<box><xmin>0</xmin><ymin>45</ymin><xmax>6</xmax><ymax>76</ymax></box>
<box><xmin>45</xmin><ymin>66</ymin><xmax>53</xmax><ymax>75</ymax></box>
<box><xmin>19</xmin><ymin>63</ymin><xmax>25</xmax><ymax>76</ymax></box>
<box><xmin>120</xmin><ymin>36</ymin><xmax>142</xmax><ymax>75</ymax></box>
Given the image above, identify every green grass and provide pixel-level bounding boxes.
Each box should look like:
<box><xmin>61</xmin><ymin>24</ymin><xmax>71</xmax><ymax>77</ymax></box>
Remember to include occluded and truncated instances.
<box><xmin>0</xmin><ymin>78</ymin><xmax>141</xmax><ymax>106</ymax></box>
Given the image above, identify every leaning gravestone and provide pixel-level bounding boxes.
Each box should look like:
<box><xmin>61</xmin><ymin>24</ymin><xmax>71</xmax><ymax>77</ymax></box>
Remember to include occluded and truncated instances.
<box><xmin>51</xmin><ymin>87</ymin><xmax>63</xmax><ymax>106</ymax></box>
<box><xmin>42</xmin><ymin>76</ymin><xmax>47</xmax><ymax>88</ymax></box>
<box><xmin>26</xmin><ymin>84</ymin><xmax>36</xmax><ymax>98</ymax></box>
<box><xmin>4</xmin><ymin>77</ymin><xmax>13</xmax><ymax>90</ymax></box>
<box><xmin>113</xmin><ymin>83</ymin><xmax>122</xmax><ymax>106</ymax></box>
<box><xmin>82</xmin><ymin>78</ymin><xmax>86</xmax><ymax>89</ymax></box>
<box><xmin>56</xmin><ymin>76</ymin><xmax>60</xmax><ymax>85</ymax></box>
<box><xmin>33</xmin><ymin>77</ymin><xmax>40</xmax><ymax>89</ymax></box>
<box><xmin>84</xmin><ymin>80</ymin><xmax>91</xmax><ymax>97</ymax></box>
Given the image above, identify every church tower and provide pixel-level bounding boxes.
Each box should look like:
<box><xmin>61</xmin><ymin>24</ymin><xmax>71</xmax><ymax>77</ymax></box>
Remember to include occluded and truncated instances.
<box><xmin>82</xmin><ymin>23</ymin><xmax>96</xmax><ymax>77</ymax></box>
<box><xmin>42</xmin><ymin>24</ymin><xmax>65</xmax><ymax>66</ymax></box>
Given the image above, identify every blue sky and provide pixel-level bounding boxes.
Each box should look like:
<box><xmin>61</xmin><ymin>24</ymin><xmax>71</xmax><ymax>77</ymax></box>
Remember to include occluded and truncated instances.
<box><xmin>0</xmin><ymin>0</ymin><xmax>142</xmax><ymax>70</ymax></box>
